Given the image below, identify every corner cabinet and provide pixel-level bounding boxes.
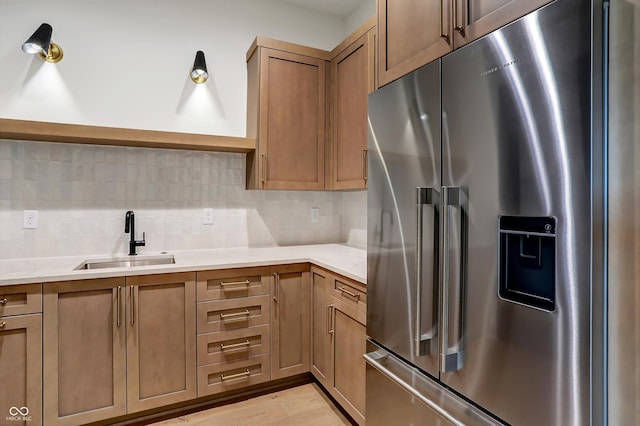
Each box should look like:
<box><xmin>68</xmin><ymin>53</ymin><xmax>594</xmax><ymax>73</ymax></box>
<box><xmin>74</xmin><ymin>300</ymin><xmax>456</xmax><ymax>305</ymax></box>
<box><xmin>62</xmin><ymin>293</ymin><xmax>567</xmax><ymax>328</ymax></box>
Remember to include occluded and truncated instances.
<box><xmin>246</xmin><ymin>38</ymin><xmax>328</xmax><ymax>190</ymax></box>
<box><xmin>270</xmin><ymin>264</ymin><xmax>310</xmax><ymax>379</ymax></box>
<box><xmin>311</xmin><ymin>267</ymin><xmax>366</xmax><ymax>425</ymax></box>
<box><xmin>329</xmin><ymin>23</ymin><xmax>376</xmax><ymax>190</ymax></box>
<box><xmin>44</xmin><ymin>273</ymin><xmax>196</xmax><ymax>425</ymax></box>
<box><xmin>378</xmin><ymin>0</ymin><xmax>553</xmax><ymax>87</ymax></box>
<box><xmin>0</xmin><ymin>284</ymin><xmax>42</xmax><ymax>426</ymax></box>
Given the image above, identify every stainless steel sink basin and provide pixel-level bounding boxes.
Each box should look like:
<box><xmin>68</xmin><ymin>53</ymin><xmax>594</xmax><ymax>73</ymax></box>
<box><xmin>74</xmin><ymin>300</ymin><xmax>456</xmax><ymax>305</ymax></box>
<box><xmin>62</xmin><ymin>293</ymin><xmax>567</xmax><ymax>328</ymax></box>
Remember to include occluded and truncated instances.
<box><xmin>74</xmin><ymin>254</ymin><xmax>175</xmax><ymax>270</ymax></box>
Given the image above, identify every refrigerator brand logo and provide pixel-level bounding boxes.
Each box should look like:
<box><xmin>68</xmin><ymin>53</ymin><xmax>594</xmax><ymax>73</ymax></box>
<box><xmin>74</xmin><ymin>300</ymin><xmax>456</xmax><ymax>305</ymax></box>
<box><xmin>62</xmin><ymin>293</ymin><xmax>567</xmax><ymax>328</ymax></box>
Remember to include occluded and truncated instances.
<box><xmin>7</xmin><ymin>406</ymin><xmax>31</xmax><ymax>422</ymax></box>
<box><xmin>480</xmin><ymin>57</ymin><xmax>527</xmax><ymax>77</ymax></box>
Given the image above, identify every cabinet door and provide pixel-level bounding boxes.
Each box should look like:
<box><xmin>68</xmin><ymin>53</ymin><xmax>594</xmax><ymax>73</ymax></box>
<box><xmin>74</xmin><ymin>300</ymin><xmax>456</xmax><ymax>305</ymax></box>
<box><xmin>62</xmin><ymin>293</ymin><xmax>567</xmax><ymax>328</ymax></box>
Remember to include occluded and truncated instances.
<box><xmin>0</xmin><ymin>314</ymin><xmax>42</xmax><ymax>426</ymax></box>
<box><xmin>331</xmin><ymin>31</ymin><xmax>374</xmax><ymax>190</ymax></box>
<box><xmin>126</xmin><ymin>273</ymin><xmax>196</xmax><ymax>413</ymax></box>
<box><xmin>453</xmin><ymin>0</ymin><xmax>553</xmax><ymax>47</ymax></box>
<box><xmin>44</xmin><ymin>278</ymin><xmax>126</xmax><ymax>425</ymax></box>
<box><xmin>270</xmin><ymin>264</ymin><xmax>310</xmax><ymax>379</ymax></box>
<box><xmin>310</xmin><ymin>267</ymin><xmax>332</xmax><ymax>388</ymax></box>
<box><xmin>256</xmin><ymin>48</ymin><xmax>326</xmax><ymax>190</ymax></box>
<box><xmin>332</xmin><ymin>305</ymin><xmax>366</xmax><ymax>425</ymax></box>
<box><xmin>378</xmin><ymin>0</ymin><xmax>452</xmax><ymax>87</ymax></box>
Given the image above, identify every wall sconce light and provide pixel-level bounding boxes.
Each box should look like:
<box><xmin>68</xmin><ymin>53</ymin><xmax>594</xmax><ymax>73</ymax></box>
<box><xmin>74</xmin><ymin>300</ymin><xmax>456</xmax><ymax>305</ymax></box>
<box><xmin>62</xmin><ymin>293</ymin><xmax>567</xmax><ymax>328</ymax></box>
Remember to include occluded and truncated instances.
<box><xmin>190</xmin><ymin>51</ymin><xmax>208</xmax><ymax>84</ymax></box>
<box><xmin>22</xmin><ymin>23</ymin><xmax>63</xmax><ymax>63</ymax></box>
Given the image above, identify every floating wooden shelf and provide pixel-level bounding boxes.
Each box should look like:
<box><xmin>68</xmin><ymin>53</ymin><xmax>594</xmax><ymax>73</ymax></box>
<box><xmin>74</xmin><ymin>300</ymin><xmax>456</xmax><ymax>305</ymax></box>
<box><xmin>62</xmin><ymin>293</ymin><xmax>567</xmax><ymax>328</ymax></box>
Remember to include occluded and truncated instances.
<box><xmin>0</xmin><ymin>118</ymin><xmax>256</xmax><ymax>153</ymax></box>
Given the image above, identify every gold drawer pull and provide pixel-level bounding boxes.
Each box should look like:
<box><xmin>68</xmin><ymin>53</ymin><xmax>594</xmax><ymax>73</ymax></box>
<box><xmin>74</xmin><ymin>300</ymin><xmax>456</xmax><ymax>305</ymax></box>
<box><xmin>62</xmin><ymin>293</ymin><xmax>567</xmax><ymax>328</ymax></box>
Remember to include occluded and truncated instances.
<box><xmin>220</xmin><ymin>280</ymin><xmax>251</xmax><ymax>287</ymax></box>
<box><xmin>220</xmin><ymin>340</ymin><xmax>251</xmax><ymax>351</ymax></box>
<box><xmin>221</xmin><ymin>369</ymin><xmax>251</xmax><ymax>381</ymax></box>
<box><xmin>220</xmin><ymin>310</ymin><xmax>251</xmax><ymax>320</ymax></box>
<box><xmin>0</xmin><ymin>298</ymin><xmax>7</xmax><ymax>305</ymax></box>
<box><xmin>337</xmin><ymin>286</ymin><xmax>360</xmax><ymax>300</ymax></box>
<box><xmin>0</xmin><ymin>322</ymin><xmax>6</xmax><ymax>329</ymax></box>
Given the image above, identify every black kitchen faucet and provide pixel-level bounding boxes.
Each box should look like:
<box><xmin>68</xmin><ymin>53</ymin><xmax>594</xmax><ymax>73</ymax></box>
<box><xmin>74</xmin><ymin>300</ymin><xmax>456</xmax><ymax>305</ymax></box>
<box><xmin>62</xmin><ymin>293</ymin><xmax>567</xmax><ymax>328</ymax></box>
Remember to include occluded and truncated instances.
<box><xmin>124</xmin><ymin>210</ymin><xmax>146</xmax><ymax>255</ymax></box>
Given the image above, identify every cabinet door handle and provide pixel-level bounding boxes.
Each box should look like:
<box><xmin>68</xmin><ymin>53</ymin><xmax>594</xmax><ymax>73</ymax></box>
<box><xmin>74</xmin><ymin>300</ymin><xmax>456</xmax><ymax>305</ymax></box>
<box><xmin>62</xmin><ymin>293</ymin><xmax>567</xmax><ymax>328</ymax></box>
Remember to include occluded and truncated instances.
<box><xmin>220</xmin><ymin>310</ymin><xmax>251</xmax><ymax>320</ymax></box>
<box><xmin>130</xmin><ymin>286</ymin><xmax>135</xmax><ymax>326</ymax></box>
<box><xmin>220</xmin><ymin>280</ymin><xmax>251</xmax><ymax>288</ymax></box>
<box><xmin>0</xmin><ymin>322</ymin><xmax>6</xmax><ymax>329</ymax></box>
<box><xmin>116</xmin><ymin>286</ymin><xmax>122</xmax><ymax>328</ymax></box>
<box><xmin>221</xmin><ymin>369</ymin><xmax>251</xmax><ymax>381</ymax></box>
<box><xmin>0</xmin><ymin>298</ymin><xmax>7</xmax><ymax>305</ymax></box>
<box><xmin>440</xmin><ymin>0</ymin><xmax>450</xmax><ymax>43</ymax></box>
<box><xmin>273</xmin><ymin>272</ymin><xmax>279</xmax><ymax>303</ymax></box>
<box><xmin>261</xmin><ymin>154</ymin><xmax>267</xmax><ymax>186</ymax></box>
<box><xmin>337</xmin><ymin>286</ymin><xmax>360</xmax><ymax>300</ymax></box>
<box><xmin>220</xmin><ymin>340</ymin><xmax>251</xmax><ymax>351</ymax></box>
<box><xmin>362</xmin><ymin>149</ymin><xmax>368</xmax><ymax>180</ymax></box>
<box><xmin>327</xmin><ymin>305</ymin><xmax>334</xmax><ymax>335</ymax></box>
<box><xmin>453</xmin><ymin>0</ymin><xmax>465</xmax><ymax>36</ymax></box>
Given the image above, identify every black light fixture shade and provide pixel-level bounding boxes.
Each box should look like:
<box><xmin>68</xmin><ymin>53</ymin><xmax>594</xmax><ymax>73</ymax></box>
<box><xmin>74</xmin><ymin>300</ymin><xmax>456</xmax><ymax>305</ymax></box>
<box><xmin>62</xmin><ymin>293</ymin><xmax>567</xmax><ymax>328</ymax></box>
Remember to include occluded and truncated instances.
<box><xmin>190</xmin><ymin>50</ymin><xmax>208</xmax><ymax>84</ymax></box>
<box><xmin>22</xmin><ymin>23</ymin><xmax>52</xmax><ymax>55</ymax></box>
<box><xmin>21</xmin><ymin>22</ymin><xmax>63</xmax><ymax>63</ymax></box>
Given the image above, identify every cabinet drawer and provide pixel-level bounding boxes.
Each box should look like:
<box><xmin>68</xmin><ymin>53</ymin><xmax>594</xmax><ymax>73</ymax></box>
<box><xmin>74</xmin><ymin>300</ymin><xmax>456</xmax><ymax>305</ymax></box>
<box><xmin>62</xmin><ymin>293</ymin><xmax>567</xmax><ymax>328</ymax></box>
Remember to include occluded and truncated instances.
<box><xmin>330</xmin><ymin>277</ymin><xmax>366</xmax><ymax>315</ymax></box>
<box><xmin>197</xmin><ymin>354</ymin><xmax>270</xmax><ymax>397</ymax></box>
<box><xmin>197</xmin><ymin>267</ymin><xmax>270</xmax><ymax>301</ymax></box>
<box><xmin>0</xmin><ymin>284</ymin><xmax>42</xmax><ymax>317</ymax></box>
<box><xmin>197</xmin><ymin>295</ymin><xmax>270</xmax><ymax>334</ymax></box>
<box><xmin>197</xmin><ymin>324</ymin><xmax>270</xmax><ymax>366</ymax></box>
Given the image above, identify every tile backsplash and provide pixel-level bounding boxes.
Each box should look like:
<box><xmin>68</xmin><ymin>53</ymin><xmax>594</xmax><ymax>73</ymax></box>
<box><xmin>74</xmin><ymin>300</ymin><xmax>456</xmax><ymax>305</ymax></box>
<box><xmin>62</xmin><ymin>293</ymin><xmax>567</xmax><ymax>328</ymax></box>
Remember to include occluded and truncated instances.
<box><xmin>0</xmin><ymin>140</ymin><xmax>367</xmax><ymax>259</ymax></box>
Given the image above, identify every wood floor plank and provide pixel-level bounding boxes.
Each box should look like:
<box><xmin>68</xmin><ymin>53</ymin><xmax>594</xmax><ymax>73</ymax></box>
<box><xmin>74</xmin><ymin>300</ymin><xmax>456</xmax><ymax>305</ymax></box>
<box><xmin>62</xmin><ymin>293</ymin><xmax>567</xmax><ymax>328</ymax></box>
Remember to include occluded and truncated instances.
<box><xmin>148</xmin><ymin>383</ymin><xmax>352</xmax><ymax>426</ymax></box>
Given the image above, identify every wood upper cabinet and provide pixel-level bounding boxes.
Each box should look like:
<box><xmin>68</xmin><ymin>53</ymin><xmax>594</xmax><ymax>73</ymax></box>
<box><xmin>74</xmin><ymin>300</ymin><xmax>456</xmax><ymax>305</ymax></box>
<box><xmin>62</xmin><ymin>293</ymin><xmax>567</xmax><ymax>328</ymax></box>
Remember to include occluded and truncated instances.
<box><xmin>246</xmin><ymin>38</ymin><xmax>328</xmax><ymax>190</ymax></box>
<box><xmin>310</xmin><ymin>267</ymin><xmax>366</xmax><ymax>425</ymax></box>
<box><xmin>44</xmin><ymin>278</ymin><xmax>127</xmax><ymax>426</ymax></box>
<box><xmin>329</xmin><ymin>21</ymin><xmax>375</xmax><ymax>190</ymax></box>
<box><xmin>126</xmin><ymin>273</ymin><xmax>196</xmax><ymax>413</ymax></box>
<box><xmin>378</xmin><ymin>0</ymin><xmax>452</xmax><ymax>87</ymax></box>
<box><xmin>378</xmin><ymin>0</ymin><xmax>553</xmax><ymax>86</ymax></box>
<box><xmin>270</xmin><ymin>264</ymin><xmax>310</xmax><ymax>379</ymax></box>
<box><xmin>0</xmin><ymin>284</ymin><xmax>42</xmax><ymax>426</ymax></box>
<box><xmin>453</xmin><ymin>0</ymin><xmax>553</xmax><ymax>47</ymax></box>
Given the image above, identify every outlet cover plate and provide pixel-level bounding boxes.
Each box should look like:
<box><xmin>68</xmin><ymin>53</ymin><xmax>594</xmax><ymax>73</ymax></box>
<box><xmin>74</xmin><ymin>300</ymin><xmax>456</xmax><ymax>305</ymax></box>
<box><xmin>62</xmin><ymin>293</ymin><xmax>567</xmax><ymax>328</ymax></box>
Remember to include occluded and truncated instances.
<box><xmin>203</xmin><ymin>208</ymin><xmax>214</xmax><ymax>225</ymax></box>
<box><xmin>310</xmin><ymin>207</ymin><xmax>319</xmax><ymax>223</ymax></box>
<box><xmin>23</xmin><ymin>210</ymin><xmax>38</xmax><ymax>229</ymax></box>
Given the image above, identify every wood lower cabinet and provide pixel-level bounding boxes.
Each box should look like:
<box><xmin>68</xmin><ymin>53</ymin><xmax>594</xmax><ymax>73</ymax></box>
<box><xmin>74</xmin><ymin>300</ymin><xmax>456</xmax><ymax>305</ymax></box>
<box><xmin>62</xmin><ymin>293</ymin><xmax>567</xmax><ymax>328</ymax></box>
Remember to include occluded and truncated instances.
<box><xmin>246</xmin><ymin>38</ymin><xmax>327</xmax><ymax>190</ymax></box>
<box><xmin>270</xmin><ymin>264</ymin><xmax>310</xmax><ymax>379</ymax></box>
<box><xmin>0</xmin><ymin>284</ymin><xmax>42</xmax><ymax>426</ymax></box>
<box><xmin>311</xmin><ymin>267</ymin><xmax>366</xmax><ymax>425</ymax></box>
<box><xmin>126</xmin><ymin>273</ymin><xmax>197</xmax><ymax>413</ymax></box>
<box><xmin>329</xmin><ymin>22</ymin><xmax>375</xmax><ymax>190</ymax></box>
<box><xmin>44</xmin><ymin>278</ymin><xmax>127</xmax><ymax>425</ymax></box>
<box><xmin>44</xmin><ymin>274</ymin><xmax>196</xmax><ymax>424</ymax></box>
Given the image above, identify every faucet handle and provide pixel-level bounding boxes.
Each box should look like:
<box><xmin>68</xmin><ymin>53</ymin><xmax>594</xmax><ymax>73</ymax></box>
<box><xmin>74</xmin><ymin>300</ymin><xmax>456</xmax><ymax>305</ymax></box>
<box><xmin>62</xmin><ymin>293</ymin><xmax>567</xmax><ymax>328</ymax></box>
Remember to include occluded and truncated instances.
<box><xmin>140</xmin><ymin>232</ymin><xmax>146</xmax><ymax>247</ymax></box>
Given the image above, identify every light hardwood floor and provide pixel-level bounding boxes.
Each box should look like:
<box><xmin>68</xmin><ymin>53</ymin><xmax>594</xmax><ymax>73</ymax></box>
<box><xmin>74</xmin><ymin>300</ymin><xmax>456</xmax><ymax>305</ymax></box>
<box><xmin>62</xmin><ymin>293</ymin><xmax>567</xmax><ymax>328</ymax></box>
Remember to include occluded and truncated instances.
<box><xmin>148</xmin><ymin>383</ymin><xmax>353</xmax><ymax>426</ymax></box>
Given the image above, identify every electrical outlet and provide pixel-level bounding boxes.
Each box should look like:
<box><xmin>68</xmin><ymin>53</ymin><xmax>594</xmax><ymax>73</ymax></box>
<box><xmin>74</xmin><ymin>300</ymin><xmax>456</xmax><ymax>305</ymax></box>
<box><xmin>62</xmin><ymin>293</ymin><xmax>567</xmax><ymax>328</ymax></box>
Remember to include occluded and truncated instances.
<box><xmin>310</xmin><ymin>207</ymin><xmax>319</xmax><ymax>223</ymax></box>
<box><xmin>203</xmin><ymin>208</ymin><xmax>214</xmax><ymax>225</ymax></box>
<box><xmin>23</xmin><ymin>210</ymin><xmax>38</xmax><ymax>229</ymax></box>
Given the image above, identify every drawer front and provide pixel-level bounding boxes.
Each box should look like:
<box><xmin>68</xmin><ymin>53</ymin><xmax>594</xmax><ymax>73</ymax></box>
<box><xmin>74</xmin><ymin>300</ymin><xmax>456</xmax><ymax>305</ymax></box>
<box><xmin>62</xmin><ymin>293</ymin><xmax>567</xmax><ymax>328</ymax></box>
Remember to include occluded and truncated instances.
<box><xmin>197</xmin><ymin>295</ymin><xmax>270</xmax><ymax>334</ymax></box>
<box><xmin>197</xmin><ymin>324</ymin><xmax>270</xmax><ymax>366</ymax></box>
<box><xmin>330</xmin><ymin>277</ymin><xmax>366</xmax><ymax>315</ymax></box>
<box><xmin>0</xmin><ymin>284</ymin><xmax>42</xmax><ymax>317</ymax></box>
<box><xmin>197</xmin><ymin>354</ymin><xmax>270</xmax><ymax>397</ymax></box>
<box><xmin>197</xmin><ymin>267</ymin><xmax>270</xmax><ymax>302</ymax></box>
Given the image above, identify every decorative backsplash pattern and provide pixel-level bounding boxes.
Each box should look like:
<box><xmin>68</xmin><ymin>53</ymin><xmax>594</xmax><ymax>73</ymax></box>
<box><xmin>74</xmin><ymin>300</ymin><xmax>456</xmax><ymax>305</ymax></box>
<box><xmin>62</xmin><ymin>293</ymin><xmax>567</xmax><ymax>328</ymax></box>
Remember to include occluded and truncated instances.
<box><xmin>0</xmin><ymin>141</ymin><xmax>367</xmax><ymax>259</ymax></box>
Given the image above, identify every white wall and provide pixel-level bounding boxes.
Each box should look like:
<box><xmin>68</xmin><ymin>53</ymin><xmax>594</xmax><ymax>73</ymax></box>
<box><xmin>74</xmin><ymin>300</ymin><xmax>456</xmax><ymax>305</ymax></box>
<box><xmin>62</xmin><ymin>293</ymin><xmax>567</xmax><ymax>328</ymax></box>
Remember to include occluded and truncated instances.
<box><xmin>345</xmin><ymin>0</ymin><xmax>376</xmax><ymax>35</ymax></box>
<box><xmin>0</xmin><ymin>0</ymin><xmax>368</xmax><ymax>260</ymax></box>
<box><xmin>0</xmin><ymin>0</ymin><xmax>345</xmax><ymax>136</ymax></box>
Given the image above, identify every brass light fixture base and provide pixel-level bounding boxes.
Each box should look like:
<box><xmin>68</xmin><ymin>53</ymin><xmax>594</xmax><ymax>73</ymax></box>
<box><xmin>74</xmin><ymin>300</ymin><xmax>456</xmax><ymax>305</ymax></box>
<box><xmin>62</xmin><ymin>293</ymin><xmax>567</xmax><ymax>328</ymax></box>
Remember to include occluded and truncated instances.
<box><xmin>191</xmin><ymin>74</ymin><xmax>207</xmax><ymax>84</ymax></box>
<box><xmin>39</xmin><ymin>42</ymin><xmax>63</xmax><ymax>63</ymax></box>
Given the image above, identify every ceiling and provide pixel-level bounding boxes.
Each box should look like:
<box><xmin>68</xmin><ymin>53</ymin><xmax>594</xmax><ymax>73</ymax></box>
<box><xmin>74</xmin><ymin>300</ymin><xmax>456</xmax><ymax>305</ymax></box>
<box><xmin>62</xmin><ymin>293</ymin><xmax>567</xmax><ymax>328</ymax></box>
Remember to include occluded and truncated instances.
<box><xmin>276</xmin><ymin>0</ymin><xmax>369</xmax><ymax>18</ymax></box>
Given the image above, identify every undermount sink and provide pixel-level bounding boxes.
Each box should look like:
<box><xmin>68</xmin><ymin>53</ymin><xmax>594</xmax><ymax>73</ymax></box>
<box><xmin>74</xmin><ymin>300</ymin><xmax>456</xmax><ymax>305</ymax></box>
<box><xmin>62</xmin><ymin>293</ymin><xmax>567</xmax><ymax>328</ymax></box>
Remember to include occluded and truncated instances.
<box><xmin>74</xmin><ymin>254</ymin><xmax>175</xmax><ymax>270</ymax></box>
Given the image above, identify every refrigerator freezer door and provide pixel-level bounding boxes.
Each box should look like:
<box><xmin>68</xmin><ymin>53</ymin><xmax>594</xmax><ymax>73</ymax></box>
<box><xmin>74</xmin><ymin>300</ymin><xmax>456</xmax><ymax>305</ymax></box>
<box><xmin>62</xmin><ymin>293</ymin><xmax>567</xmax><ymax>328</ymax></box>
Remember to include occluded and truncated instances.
<box><xmin>440</xmin><ymin>1</ymin><xmax>592</xmax><ymax>425</ymax></box>
<box><xmin>367</xmin><ymin>60</ymin><xmax>441</xmax><ymax>377</ymax></box>
<box><xmin>365</xmin><ymin>341</ymin><xmax>503</xmax><ymax>426</ymax></box>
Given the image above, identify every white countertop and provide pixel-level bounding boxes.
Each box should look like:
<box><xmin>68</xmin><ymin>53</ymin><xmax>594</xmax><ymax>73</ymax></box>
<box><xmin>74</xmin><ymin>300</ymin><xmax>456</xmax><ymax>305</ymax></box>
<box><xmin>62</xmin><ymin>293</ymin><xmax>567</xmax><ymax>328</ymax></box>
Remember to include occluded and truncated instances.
<box><xmin>0</xmin><ymin>244</ymin><xmax>367</xmax><ymax>287</ymax></box>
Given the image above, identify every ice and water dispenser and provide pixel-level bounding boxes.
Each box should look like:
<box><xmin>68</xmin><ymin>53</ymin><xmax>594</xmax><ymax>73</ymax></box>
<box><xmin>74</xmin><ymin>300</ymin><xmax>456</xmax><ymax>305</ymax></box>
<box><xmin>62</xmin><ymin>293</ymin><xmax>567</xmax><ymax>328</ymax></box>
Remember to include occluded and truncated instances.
<box><xmin>498</xmin><ymin>216</ymin><xmax>556</xmax><ymax>311</ymax></box>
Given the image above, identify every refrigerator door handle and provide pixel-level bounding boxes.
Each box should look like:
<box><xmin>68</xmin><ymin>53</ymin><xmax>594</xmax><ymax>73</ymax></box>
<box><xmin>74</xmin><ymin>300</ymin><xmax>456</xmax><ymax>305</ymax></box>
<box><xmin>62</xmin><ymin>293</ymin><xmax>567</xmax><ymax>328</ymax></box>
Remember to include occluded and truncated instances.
<box><xmin>439</xmin><ymin>186</ymin><xmax>465</xmax><ymax>373</ymax></box>
<box><xmin>415</xmin><ymin>187</ymin><xmax>439</xmax><ymax>357</ymax></box>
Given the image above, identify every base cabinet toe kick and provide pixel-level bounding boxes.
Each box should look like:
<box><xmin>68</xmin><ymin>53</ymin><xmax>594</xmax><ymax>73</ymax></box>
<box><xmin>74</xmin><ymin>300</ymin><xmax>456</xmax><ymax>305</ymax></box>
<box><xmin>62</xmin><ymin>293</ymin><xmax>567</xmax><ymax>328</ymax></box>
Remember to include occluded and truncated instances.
<box><xmin>365</xmin><ymin>341</ymin><xmax>503</xmax><ymax>426</ymax></box>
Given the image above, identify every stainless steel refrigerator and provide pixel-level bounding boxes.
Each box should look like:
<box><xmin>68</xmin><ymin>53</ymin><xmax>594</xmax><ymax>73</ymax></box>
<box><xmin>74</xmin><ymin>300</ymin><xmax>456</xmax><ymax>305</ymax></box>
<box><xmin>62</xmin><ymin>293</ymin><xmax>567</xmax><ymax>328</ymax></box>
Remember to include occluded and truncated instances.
<box><xmin>365</xmin><ymin>0</ymin><xmax>606</xmax><ymax>425</ymax></box>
